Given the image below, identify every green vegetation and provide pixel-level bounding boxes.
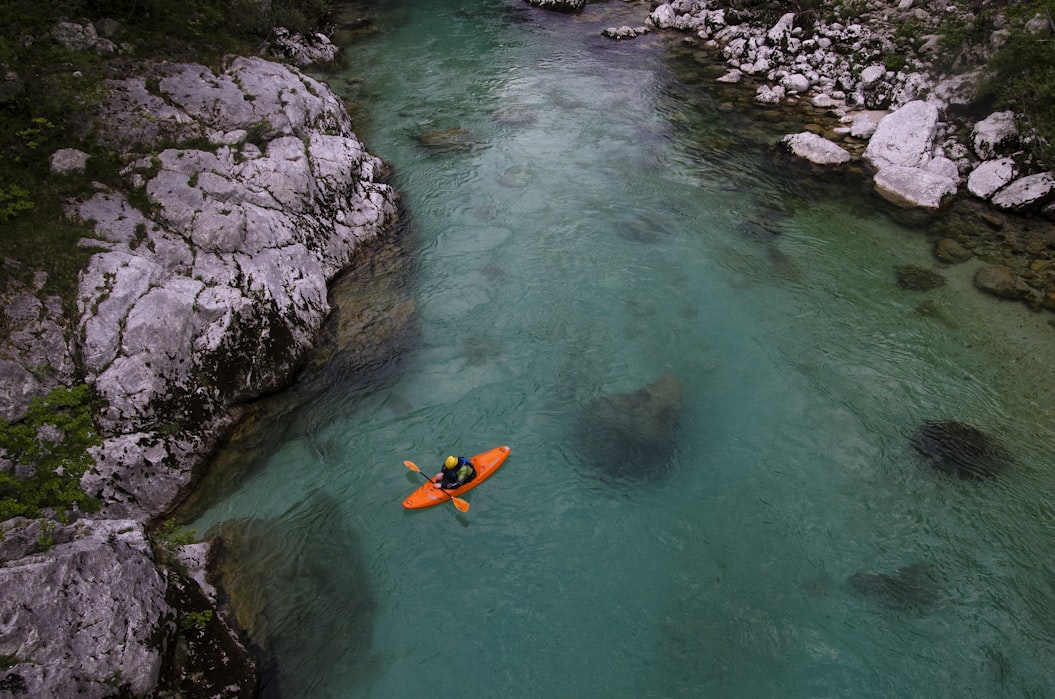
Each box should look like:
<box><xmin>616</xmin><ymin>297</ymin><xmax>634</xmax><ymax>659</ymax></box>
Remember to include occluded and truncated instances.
<box><xmin>37</xmin><ymin>519</ymin><xmax>57</xmax><ymax>550</ymax></box>
<box><xmin>977</xmin><ymin>1</ymin><xmax>1055</xmax><ymax>163</ymax></box>
<box><xmin>179</xmin><ymin>609</ymin><xmax>214</xmax><ymax>632</ymax></box>
<box><xmin>149</xmin><ymin>518</ymin><xmax>198</xmax><ymax>573</ymax></box>
<box><xmin>0</xmin><ymin>384</ymin><xmax>102</xmax><ymax>521</ymax></box>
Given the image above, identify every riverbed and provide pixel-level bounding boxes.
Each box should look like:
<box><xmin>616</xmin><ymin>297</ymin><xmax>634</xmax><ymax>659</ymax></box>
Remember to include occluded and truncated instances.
<box><xmin>185</xmin><ymin>2</ymin><xmax>1055</xmax><ymax>696</ymax></box>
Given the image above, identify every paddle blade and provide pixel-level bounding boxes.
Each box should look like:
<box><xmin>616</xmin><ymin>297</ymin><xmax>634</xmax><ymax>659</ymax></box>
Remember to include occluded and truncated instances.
<box><xmin>403</xmin><ymin>460</ymin><xmax>422</xmax><ymax>473</ymax></box>
<box><xmin>451</xmin><ymin>496</ymin><xmax>470</xmax><ymax>512</ymax></box>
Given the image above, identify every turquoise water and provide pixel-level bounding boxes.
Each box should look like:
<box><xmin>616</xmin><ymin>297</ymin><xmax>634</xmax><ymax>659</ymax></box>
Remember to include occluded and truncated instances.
<box><xmin>187</xmin><ymin>2</ymin><xmax>1055</xmax><ymax>696</ymax></box>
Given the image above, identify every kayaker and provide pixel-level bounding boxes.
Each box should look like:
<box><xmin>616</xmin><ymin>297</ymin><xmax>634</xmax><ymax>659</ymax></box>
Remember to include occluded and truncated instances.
<box><xmin>435</xmin><ymin>455</ymin><xmax>476</xmax><ymax>489</ymax></box>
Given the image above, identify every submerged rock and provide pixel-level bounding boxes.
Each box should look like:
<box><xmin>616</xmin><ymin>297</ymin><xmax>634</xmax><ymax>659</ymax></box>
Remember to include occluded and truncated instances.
<box><xmin>910</xmin><ymin>419</ymin><xmax>1010</xmax><ymax>480</ymax></box>
<box><xmin>576</xmin><ymin>374</ymin><xmax>682</xmax><ymax>481</ymax></box>
<box><xmin>414</xmin><ymin>127</ymin><xmax>475</xmax><ymax>154</ymax></box>
<box><xmin>896</xmin><ymin>265</ymin><xmax>946</xmax><ymax>291</ymax></box>
<box><xmin>849</xmin><ymin>562</ymin><xmax>941</xmax><ymax>610</ymax></box>
<box><xmin>207</xmin><ymin>490</ymin><xmax>376</xmax><ymax>697</ymax></box>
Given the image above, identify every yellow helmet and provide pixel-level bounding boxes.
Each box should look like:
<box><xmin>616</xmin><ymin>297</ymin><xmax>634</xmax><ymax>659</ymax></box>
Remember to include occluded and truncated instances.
<box><xmin>444</xmin><ymin>456</ymin><xmax>458</xmax><ymax>469</ymax></box>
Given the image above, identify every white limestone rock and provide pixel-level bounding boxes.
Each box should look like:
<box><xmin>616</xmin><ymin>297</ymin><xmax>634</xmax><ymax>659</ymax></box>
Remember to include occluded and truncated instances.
<box><xmin>990</xmin><ymin>172</ymin><xmax>1055</xmax><ymax>211</ymax></box>
<box><xmin>967</xmin><ymin>157</ymin><xmax>1018</xmax><ymax>199</ymax></box>
<box><xmin>873</xmin><ymin>165</ymin><xmax>957</xmax><ymax>210</ymax></box>
<box><xmin>782</xmin><ymin>132</ymin><xmax>852</xmax><ymax>165</ymax></box>
<box><xmin>972</xmin><ymin>110</ymin><xmax>1018</xmax><ymax>159</ymax></box>
<box><xmin>864</xmin><ymin>100</ymin><xmax>939</xmax><ymax>170</ymax></box>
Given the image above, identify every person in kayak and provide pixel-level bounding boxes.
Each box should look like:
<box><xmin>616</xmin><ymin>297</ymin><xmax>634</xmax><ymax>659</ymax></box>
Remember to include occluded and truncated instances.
<box><xmin>435</xmin><ymin>455</ymin><xmax>476</xmax><ymax>489</ymax></box>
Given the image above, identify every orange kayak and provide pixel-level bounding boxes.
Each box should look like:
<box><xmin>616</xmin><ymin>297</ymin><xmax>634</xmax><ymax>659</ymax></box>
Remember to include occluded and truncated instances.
<box><xmin>402</xmin><ymin>445</ymin><xmax>511</xmax><ymax>509</ymax></box>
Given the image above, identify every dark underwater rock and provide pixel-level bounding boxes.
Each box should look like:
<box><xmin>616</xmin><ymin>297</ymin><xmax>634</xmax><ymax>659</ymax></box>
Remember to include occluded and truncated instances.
<box><xmin>896</xmin><ymin>264</ymin><xmax>946</xmax><ymax>291</ymax></box>
<box><xmin>848</xmin><ymin>562</ymin><xmax>941</xmax><ymax>610</ymax></box>
<box><xmin>208</xmin><ymin>491</ymin><xmax>377</xmax><ymax>697</ymax></box>
<box><xmin>910</xmin><ymin>419</ymin><xmax>1010</xmax><ymax>480</ymax></box>
<box><xmin>414</xmin><ymin>127</ymin><xmax>475</xmax><ymax>154</ymax></box>
<box><xmin>576</xmin><ymin>374</ymin><xmax>682</xmax><ymax>481</ymax></box>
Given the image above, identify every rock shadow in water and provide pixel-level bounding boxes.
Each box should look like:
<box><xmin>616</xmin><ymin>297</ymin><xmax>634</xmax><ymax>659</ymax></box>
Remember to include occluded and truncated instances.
<box><xmin>848</xmin><ymin>562</ymin><xmax>942</xmax><ymax>611</ymax></box>
<box><xmin>575</xmin><ymin>374</ymin><xmax>682</xmax><ymax>483</ymax></box>
<box><xmin>207</xmin><ymin>490</ymin><xmax>378</xmax><ymax>697</ymax></box>
<box><xmin>910</xmin><ymin>419</ymin><xmax>1010</xmax><ymax>480</ymax></box>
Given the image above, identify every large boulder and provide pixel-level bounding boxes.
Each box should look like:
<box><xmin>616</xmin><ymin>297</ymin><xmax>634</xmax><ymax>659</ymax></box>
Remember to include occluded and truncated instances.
<box><xmin>782</xmin><ymin>132</ymin><xmax>852</xmax><ymax>166</ymax></box>
<box><xmin>972</xmin><ymin>110</ymin><xmax>1018</xmax><ymax>159</ymax></box>
<box><xmin>973</xmin><ymin>265</ymin><xmax>1038</xmax><ymax>305</ymax></box>
<box><xmin>873</xmin><ymin>165</ymin><xmax>957</xmax><ymax>210</ymax></box>
<box><xmin>967</xmin><ymin>157</ymin><xmax>1018</xmax><ymax>200</ymax></box>
<box><xmin>1</xmin><ymin>54</ymin><xmax>397</xmax><ymax>699</ymax></box>
<box><xmin>990</xmin><ymin>171</ymin><xmax>1055</xmax><ymax>211</ymax></box>
<box><xmin>864</xmin><ymin>100</ymin><xmax>940</xmax><ymax>171</ymax></box>
<box><xmin>0</xmin><ymin>519</ymin><xmax>172</xmax><ymax>697</ymax></box>
<box><xmin>849</xmin><ymin>562</ymin><xmax>941</xmax><ymax>610</ymax></box>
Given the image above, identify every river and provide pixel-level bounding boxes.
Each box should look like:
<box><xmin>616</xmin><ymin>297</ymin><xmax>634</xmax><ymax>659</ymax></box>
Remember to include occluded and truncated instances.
<box><xmin>184</xmin><ymin>2</ymin><xmax>1055</xmax><ymax>696</ymax></box>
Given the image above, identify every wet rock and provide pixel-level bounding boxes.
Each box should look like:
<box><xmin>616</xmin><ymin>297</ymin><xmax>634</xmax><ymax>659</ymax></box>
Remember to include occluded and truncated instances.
<box><xmin>896</xmin><ymin>265</ymin><xmax>946</xmax><ymax>291</ymax></box>
<box><xmin>603</xmin><ymin>26</ymin><xmax>651</xmax><ymax>40</ymax></box>
<box><xmin>973</xmin><ymin>265</ymin><xmax>1037</xmax><ymax>305</ymax></box>
<box><xmin>933</xmin><ymin>237</ymin><xmax>972</xmax><ymax>263</ymax></box>
<box><xmin>910</xmin><ymin>419</ymin><xmax>1010</xmax><ymax>480</ymax></box>
<box><xmin>576</xmin><ymin>374</ymin><xmax>682</xmax><ymax>481</ymax></box>
<box><xmin>849</xmin><ymin>562</ymin><xmax>941</xmax><ymax>610</ymax></box>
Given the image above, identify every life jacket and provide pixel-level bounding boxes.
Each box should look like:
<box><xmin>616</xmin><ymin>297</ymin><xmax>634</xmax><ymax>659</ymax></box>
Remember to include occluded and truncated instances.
<box><xmin>454</xmin><ymin>457</ymin><xmax>476</xmax><ymax>483</ymax></box>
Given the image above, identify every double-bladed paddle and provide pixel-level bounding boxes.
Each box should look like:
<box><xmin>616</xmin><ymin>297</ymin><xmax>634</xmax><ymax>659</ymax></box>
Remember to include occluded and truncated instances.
<box><xmin>403</xmin><ymin>460</ymin><xmax>470</xmax><ymax>512</ymax></box>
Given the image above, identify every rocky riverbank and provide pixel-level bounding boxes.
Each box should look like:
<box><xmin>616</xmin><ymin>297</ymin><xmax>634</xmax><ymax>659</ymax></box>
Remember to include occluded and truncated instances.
<box><xmin>0</xmin><ymin>26</ymin><xmax>397</xmax><ymax>696</ymax></box>
<box><xmin>592</xmin><ymin>0</ymin><xmax>1055</xmax><ymax>315</ymax></box>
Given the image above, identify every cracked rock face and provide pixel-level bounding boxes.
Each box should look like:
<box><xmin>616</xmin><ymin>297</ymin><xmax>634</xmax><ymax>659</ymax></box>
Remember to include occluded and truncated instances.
<box><xmin>0</xmin><ymin>519</ymin><xmax>172</xmax><ymax>698</ymax></box>
<box><xmin>74</xmin><ymin>56</ymin><xmax>398</xmax><ymax>520</ymax></box>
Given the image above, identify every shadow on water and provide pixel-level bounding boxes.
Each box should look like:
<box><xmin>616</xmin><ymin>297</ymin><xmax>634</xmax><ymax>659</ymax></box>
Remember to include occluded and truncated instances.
<box><xmin>207</xmin><ymin>489</ymin><xmax>378</xmax><ymax>698</ymax></box>
<box><xmin>173</xmin><ymin>215</ymin><xmax>423</xmax><ymax>521</ymax></box>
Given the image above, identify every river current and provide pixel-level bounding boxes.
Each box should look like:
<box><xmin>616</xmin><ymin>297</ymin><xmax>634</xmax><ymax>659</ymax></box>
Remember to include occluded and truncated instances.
<box><xmin>185</xmin><ymin>2</ymin><xmax>1055</xmax><ymax>696</ymax></box>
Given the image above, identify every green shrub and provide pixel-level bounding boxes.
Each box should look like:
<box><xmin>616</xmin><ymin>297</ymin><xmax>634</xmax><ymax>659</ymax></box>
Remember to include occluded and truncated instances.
<box><xmin>977</xmin><ymin>1</ymin><xmax>1055</xmax><ymax>163</ymax></box>
<box><xmin>0</xmin><ymin>384</ymin><xmax>102</xmax><ymax>522</ymax></box>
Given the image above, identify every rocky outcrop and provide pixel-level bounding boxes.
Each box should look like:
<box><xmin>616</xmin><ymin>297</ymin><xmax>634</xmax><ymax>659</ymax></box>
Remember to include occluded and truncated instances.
<box><xmin>0</xmin><ymin>518</ymin><xmax>174</xmax><ymax>697</ymax></box>
<box><xmin>75</xmin><ymin>56</ymin><xmax>397</xmax><ymax>521</ymax></box>
<box><xmin>1</xmin><ymin>53</ymin><xmax>397</xmax><ymax>698</ymax></box>
<box><xmin>642</xmin><ymin>2</ymin><xmax>1055</xmax><ymax>215</ymax></box>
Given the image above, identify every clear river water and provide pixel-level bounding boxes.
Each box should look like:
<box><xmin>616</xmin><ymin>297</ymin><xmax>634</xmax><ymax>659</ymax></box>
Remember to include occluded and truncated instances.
<box><xmin>184</xmin><ymin>2</ymin><xmax>1055</xmax><ymax>697</ymax></box>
